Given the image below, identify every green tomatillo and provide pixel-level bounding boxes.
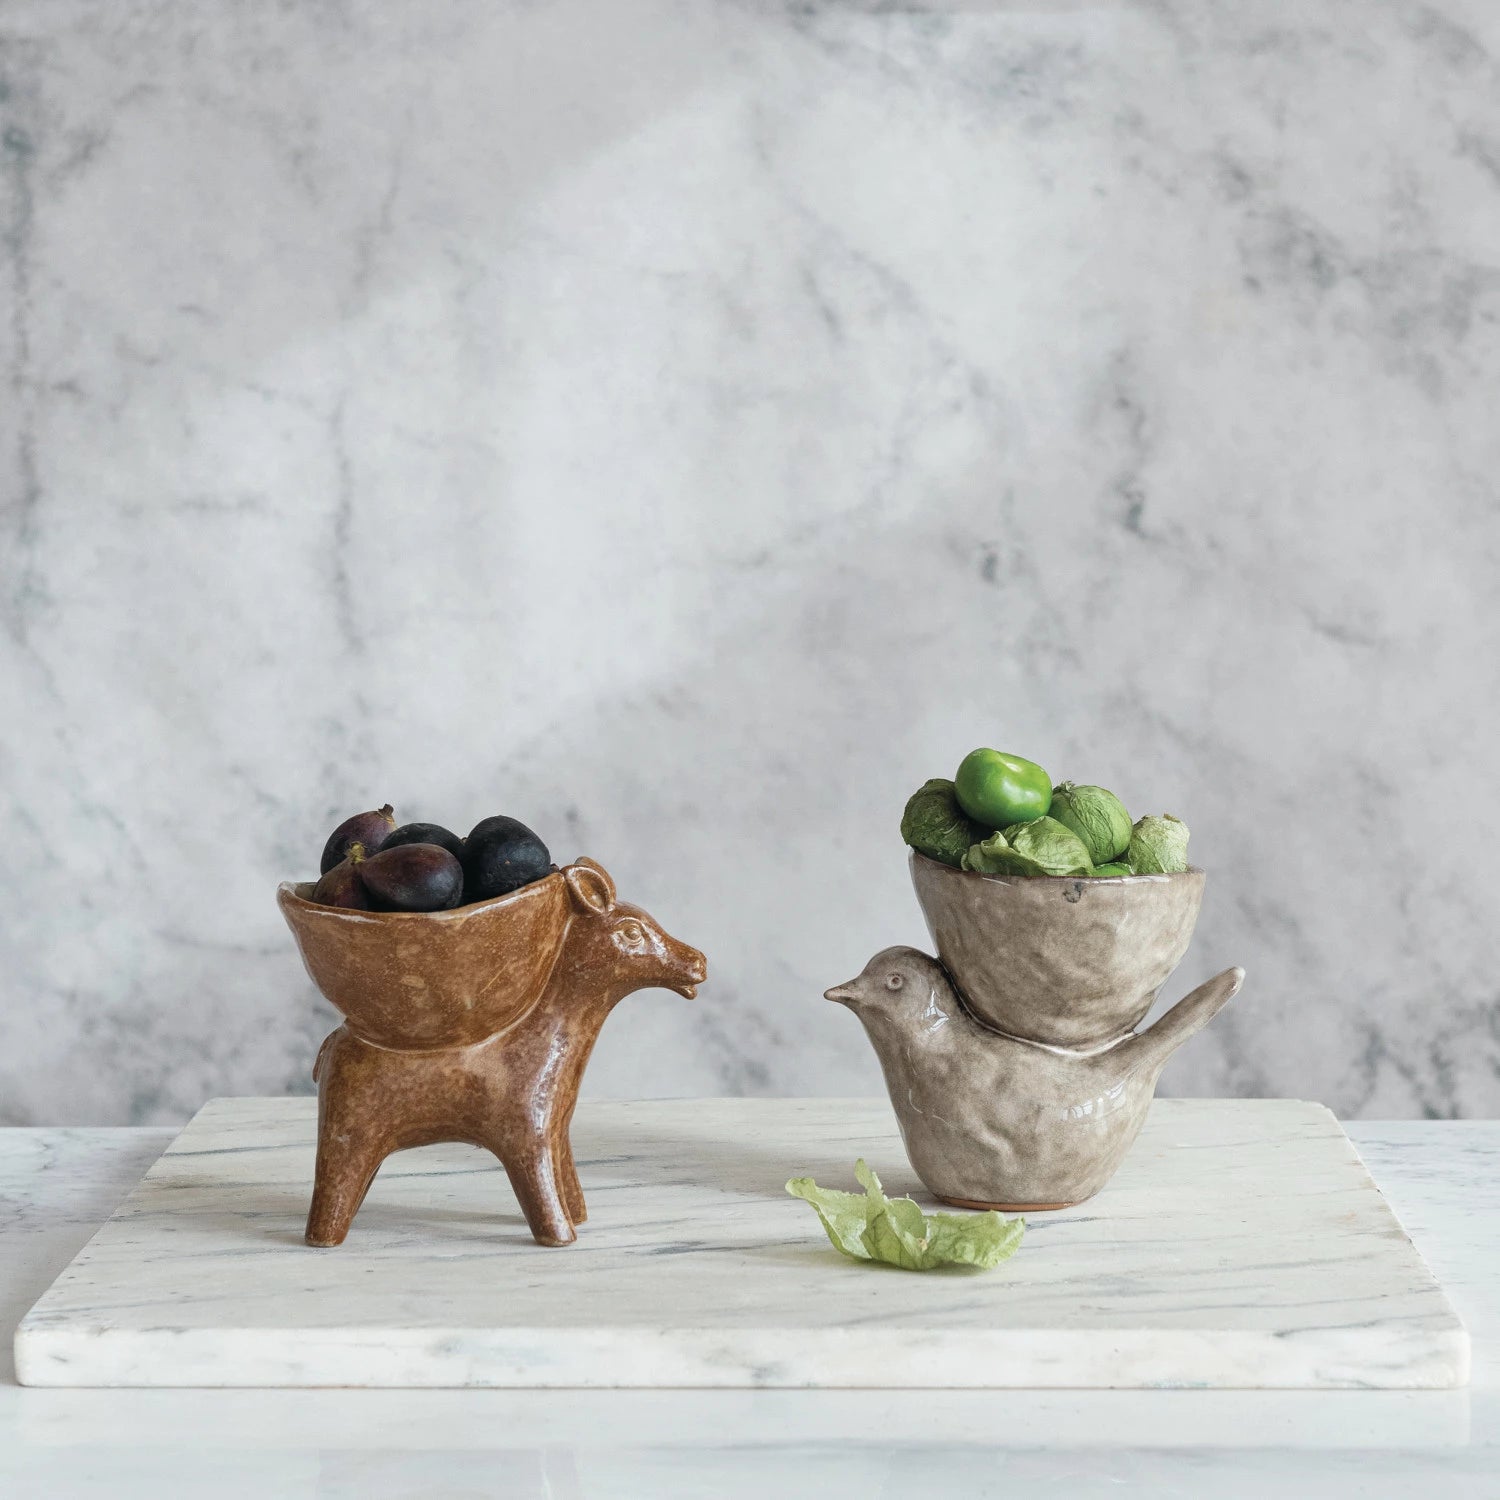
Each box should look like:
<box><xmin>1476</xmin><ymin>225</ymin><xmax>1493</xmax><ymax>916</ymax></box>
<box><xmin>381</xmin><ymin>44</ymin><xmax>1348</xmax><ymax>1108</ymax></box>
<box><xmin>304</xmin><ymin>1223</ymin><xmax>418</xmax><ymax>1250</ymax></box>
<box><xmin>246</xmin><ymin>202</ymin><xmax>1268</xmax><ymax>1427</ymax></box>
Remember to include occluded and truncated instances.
<box><xmin>1048</xmin><ymin>782</ymin><xmax>1132</xmax><ymax>865</ymax></box>
<box><xmin>953</xmin><ymin>748</ymin><xmax>1052</xmax><ymax>829</ymax></box>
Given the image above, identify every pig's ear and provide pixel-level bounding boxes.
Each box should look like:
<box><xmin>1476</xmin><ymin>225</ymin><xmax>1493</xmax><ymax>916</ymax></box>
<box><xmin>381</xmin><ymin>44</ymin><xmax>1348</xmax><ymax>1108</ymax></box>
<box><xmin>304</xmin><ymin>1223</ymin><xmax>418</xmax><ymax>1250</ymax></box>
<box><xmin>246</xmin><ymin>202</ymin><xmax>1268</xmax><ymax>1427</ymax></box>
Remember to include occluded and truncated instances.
<box><xmin>565</xmin><ymin>859</ymin><xmax>615</xmax><ymax>914</ymax></box>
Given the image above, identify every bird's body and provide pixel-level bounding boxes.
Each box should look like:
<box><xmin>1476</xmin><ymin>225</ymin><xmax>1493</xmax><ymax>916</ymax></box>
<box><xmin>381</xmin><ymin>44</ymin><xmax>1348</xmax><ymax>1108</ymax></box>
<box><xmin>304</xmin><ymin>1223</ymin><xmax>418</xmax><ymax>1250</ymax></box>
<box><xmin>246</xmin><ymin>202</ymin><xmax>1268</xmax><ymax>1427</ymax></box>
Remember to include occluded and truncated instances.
<box><xmin>829</xmin><ymin>948</ymin><xmax>1244</xmax><ymax>1209</ymax></box>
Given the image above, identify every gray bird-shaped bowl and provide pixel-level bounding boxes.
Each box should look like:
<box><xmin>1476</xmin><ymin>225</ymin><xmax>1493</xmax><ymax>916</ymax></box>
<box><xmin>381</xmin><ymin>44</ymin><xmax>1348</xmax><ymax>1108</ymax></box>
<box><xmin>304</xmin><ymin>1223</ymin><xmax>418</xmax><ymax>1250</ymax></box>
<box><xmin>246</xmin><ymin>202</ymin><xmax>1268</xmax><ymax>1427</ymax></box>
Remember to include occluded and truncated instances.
<box><xmin>827</xmin><ymin>851</ymin><xmax>1243</xmax><ymax>1209</ymax></box>
<box><xmin>909</xmin><ymin>850</ymin><xmax>1205</xmax><ymax>1048</ymax></box>
<box><xmin>827</xmin><ymin>950</ymin><xmax>1244</xmax><ymax>1209</ymax></box>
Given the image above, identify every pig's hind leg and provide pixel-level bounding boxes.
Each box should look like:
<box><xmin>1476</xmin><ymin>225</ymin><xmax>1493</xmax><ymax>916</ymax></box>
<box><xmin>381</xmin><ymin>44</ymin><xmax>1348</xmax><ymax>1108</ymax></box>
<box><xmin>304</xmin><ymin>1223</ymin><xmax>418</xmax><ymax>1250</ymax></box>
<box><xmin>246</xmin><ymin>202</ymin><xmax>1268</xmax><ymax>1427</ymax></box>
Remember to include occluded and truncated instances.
<box><xmin>306</xmin><ymin>1122</ymin><xmax>390</xmax><ymax>1247</ymax></box>
<box><xmin>306</xmin><ymin>1031</ymin><xmax>394</xmax><ymax>1247</ymax></box>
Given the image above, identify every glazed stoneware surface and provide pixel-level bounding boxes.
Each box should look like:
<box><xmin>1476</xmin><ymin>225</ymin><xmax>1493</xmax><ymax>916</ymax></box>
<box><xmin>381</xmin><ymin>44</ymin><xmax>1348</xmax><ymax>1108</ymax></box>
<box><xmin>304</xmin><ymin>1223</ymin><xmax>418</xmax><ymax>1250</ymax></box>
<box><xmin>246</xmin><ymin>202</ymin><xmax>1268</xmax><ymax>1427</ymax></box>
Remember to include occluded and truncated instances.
<box><xmin>909</xmin><ymin>851</ymin><xmax>1205</xmax><ymax>1048</ymax></box>
<box><xmin>835</xmin><ymin>856</ymin><xmax>1242</xmax><ymax>1207</ymax></box>
<box><xmin>279</xmin><ymin>874</ymin><xmax>571</xmax><ymax>1051</ymax></box>
<box><xmin>828</xmin><ymin>953</ymin><xmax>1243</xmax><ymax>1209</ymax></box>
<box><xmin>278</xmin><ymin>859</ymin><xmax>705</xmax><ymax>1248</ymax></box>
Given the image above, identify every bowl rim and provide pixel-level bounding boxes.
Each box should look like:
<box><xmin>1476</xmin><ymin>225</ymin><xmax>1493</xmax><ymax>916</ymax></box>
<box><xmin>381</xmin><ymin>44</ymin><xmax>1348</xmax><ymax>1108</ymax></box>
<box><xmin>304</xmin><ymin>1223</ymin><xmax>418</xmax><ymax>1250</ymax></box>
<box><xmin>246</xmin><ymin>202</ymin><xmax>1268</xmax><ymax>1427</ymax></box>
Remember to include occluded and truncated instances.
<box><xmin>278</xmin><ymin>865</ymin><xmax>566</xmax><ymax>922</ymax></box>
<box><xmin>909</xmin><ymin>848</ymin><xmax>1204</xmax><ymax>884</ymax></box>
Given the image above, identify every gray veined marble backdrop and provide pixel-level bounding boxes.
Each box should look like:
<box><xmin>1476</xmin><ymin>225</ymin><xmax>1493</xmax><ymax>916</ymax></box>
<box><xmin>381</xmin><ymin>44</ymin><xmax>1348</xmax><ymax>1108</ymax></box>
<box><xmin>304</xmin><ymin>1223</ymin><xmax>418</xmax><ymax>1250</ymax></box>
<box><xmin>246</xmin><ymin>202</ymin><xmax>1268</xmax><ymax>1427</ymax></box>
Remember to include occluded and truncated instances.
<box><xmin>1</xmin><ymin>0</ymin><xmax>1498</xmax><ymax>1125</ymax></box>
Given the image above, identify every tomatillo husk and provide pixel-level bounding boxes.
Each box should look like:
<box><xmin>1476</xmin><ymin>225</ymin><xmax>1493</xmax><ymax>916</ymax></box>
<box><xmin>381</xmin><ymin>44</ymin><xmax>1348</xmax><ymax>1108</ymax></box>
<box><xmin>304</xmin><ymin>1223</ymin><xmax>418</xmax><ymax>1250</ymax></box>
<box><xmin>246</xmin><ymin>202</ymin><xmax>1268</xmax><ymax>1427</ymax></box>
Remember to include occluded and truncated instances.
<box><xmin>902</xmin><ymin>778</ymin><xmax>989</xmax><ymax>868</ymax></box>
<box><xmin>1128</xmin><ymin>813</ymin><xmax>1190</xmax><ymax>874</ymax></box>
<box><xmin>1048</xmin><ymin>782</ymin><xmax>1132</xmax><ymax>865</ymax></box>
<box><xmin>963</xmin><ymin>817</ymin><xmax>1094</xmax><ymax>878</ymax></box>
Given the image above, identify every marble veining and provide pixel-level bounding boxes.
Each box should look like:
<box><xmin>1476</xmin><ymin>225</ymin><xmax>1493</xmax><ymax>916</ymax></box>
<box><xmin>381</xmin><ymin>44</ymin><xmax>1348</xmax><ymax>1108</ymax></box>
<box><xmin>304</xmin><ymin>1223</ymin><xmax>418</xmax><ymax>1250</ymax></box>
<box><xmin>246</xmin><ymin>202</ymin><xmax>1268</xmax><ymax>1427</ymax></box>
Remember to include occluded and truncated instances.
<box><xmin>1</xmin><ymin>1</ymin><xmax>1499</xmax><ymax>1123</ymax></box>
<box><xmin>13</xmin><ymin>1097</ymin><xmax>1468</xmax><ymax>1389</ymax></box>
<box><xmin>2</xmin><ymin>1116</ymin><xmax>1495</xmax><ymax>1495</ymax></box>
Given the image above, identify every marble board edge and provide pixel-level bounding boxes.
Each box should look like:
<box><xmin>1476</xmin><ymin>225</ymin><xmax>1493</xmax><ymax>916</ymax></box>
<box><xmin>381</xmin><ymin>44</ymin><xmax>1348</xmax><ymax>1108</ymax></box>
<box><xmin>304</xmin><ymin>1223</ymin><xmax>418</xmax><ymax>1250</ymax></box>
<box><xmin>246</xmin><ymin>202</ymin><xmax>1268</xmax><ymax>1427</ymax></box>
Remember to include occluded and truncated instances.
<box><xmin>10</xmin><ymin>1098</ymin><xmax>216</xmax><ymax>1387</ymax></box>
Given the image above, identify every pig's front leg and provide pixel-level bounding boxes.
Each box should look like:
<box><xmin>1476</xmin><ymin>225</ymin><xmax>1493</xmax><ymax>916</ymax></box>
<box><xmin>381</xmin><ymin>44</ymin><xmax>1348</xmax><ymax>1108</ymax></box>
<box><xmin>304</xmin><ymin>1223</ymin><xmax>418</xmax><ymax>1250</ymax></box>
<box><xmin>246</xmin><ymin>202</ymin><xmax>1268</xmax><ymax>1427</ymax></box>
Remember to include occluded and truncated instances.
<box><xmin>495</xmin><ymin>1137</ymin><xmax>576</xmax><ymax>1247</ymax></box>
<box><xmin>552</xmin><ymin>1134</ymin><xmax>587</xmax><ymax>1225</ymax></box>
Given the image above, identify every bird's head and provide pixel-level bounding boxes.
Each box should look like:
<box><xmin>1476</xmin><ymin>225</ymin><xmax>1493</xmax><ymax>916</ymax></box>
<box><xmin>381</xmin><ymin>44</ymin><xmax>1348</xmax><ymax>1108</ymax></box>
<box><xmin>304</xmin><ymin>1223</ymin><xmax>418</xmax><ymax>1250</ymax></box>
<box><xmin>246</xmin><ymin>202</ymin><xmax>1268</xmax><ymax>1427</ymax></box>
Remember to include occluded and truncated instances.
<box><xmin>824</xmin><ymin>947</ymin><xmax>950</xmax><ymax>1019</ymax></box>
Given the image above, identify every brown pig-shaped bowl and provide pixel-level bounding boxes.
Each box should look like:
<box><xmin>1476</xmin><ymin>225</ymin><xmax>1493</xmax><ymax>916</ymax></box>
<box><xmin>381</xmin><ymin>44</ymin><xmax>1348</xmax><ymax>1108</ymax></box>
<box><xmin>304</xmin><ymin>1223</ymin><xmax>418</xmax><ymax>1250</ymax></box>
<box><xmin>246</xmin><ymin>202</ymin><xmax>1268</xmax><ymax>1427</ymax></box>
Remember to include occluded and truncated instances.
<box><xmin>282</xmin><ymin>857</ymin><xmax>706</xmax><ymax>1248</ymax></box>
<box><xmin>910</xmin><ymin>850</ymin><xmax>1205</xmax><ymax>1049</ymax></box>
<box><xmin>278</xmin><ymin>872</ymin><xmax>571</xmax><ymax>1050</ymax></box>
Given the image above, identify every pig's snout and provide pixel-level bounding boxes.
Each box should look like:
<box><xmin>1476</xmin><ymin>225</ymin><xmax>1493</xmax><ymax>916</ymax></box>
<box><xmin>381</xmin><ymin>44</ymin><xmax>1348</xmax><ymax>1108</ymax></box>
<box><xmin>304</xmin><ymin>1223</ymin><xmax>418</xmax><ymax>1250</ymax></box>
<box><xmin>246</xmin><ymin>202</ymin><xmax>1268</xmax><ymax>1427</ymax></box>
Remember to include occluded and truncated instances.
<box><xmin>662</xmin><ymin>938</ymin><xmax>707</xmax><ymax>998</ymax></box>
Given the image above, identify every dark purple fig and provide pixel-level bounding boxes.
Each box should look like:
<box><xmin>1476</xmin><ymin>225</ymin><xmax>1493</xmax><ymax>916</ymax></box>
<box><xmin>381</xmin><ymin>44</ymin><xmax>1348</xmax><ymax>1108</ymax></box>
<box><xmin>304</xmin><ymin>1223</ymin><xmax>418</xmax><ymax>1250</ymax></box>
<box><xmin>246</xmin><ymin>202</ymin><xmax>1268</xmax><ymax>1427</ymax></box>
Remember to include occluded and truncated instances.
<box><xmin>320</xmin><ymin>803</ymin><xmax>397</xmax><ymax>873</ymax></box>
<box><xmin>461</xmin><ymin>815</ymin><xmax>551</xmax><ymax>903</ymax></box>
<box><xmin>382</xmin><ymin>821</ymin><xmax>465</xmax><ymax>862</ymax></box>
<box><xmin>359</xmin><ymin>843</ymin><xmax>464</xmax><ymax>912</ymax></box>
<box><xmin>311</xmin><ymin>843</ymin><xmax>371</xmax><ymax>909</ymax></box>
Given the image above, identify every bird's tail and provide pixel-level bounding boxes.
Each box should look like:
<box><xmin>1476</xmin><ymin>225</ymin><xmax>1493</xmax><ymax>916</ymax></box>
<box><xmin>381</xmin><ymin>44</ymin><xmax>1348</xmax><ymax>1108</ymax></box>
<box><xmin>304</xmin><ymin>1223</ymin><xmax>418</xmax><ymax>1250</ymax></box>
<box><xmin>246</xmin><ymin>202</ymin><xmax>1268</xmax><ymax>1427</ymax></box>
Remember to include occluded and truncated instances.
<box><xmin>1114</xmin><ymin>967</ymin><xmax>1245</xmax><ymax>1078</ymax></box>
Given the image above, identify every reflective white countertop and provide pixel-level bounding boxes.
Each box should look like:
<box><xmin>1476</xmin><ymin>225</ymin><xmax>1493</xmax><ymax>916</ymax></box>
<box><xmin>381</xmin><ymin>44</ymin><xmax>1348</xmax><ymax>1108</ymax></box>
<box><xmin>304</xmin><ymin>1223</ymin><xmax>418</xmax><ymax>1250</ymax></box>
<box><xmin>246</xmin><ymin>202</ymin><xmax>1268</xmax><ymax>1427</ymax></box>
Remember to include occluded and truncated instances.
<box><xmin>1</xmin><ymin>1116</ymin><xmax>1496</xmax><ymax>1498</ymax></box>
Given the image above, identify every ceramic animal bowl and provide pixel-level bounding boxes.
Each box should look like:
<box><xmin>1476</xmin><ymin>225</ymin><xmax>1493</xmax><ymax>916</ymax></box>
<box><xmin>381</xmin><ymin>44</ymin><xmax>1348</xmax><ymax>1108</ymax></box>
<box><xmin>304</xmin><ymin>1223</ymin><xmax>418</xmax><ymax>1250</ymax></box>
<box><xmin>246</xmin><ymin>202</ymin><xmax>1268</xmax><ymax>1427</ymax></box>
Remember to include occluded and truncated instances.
<box><xmin>282</xmin><ymin>871</ymin><xmax>571</xmax><ymax>1050</ymax></box>
<box><xmin>910</xmin><ymin>851</ymin><xmax>1204</xmax><ymax>1048</ymax></box>
<box><xmin>826</xmin><ymin>852</ymin><xmax>1242</xmax><ymax>1211</ymax></box>
<box><xmin>279</xmin><ymin>858</ymin><xmax>706</xmax><ymax>1248</ymax></box>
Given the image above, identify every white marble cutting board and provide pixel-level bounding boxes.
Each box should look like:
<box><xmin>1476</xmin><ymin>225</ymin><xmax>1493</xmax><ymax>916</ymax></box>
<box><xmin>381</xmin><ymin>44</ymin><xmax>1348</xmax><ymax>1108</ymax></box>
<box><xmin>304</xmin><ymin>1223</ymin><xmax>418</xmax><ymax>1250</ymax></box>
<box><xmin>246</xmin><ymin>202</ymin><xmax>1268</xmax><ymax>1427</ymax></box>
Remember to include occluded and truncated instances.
<box><xmin>13</xmin><ymin>1097</ymin><xmax>1468</xmax><ymax>1389</ymax></box>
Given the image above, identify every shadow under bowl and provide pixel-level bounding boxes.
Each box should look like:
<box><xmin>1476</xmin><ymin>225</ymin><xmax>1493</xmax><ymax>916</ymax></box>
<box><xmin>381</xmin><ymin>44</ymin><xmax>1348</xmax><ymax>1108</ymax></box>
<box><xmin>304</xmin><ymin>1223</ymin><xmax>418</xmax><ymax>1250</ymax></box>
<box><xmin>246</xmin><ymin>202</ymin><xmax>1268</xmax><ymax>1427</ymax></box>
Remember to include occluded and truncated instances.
<box><xmin>909</xmin><ymin>850</ymin><xmax>1204</xmax><ymax>1049</ymax></box>
<box><xmin>277</xmin><ymin>872</ymin><xmax>570</xmax><ymax>1050</ymax></box>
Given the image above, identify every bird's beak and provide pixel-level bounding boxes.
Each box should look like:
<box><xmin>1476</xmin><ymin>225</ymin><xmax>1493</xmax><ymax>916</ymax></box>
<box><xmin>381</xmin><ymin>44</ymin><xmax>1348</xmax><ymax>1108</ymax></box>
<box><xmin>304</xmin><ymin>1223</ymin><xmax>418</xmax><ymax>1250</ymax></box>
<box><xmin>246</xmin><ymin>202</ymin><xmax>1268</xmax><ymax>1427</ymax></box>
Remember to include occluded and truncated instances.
<box><xmin>824</xmin><ymin>982</ymin><xmax>859</xmax><ymax>1006</ymax></box>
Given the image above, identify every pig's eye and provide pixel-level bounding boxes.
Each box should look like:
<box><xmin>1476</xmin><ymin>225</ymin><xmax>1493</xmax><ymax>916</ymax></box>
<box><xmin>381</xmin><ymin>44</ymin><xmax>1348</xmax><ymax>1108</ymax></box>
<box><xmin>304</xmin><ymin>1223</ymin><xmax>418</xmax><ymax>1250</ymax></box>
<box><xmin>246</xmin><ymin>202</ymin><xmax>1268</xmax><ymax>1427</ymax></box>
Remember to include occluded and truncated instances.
<box><xmin>617</xmin><ymin>920</ymin><xmax>646</xmax><ymax>947</ymax></box>
<box><xmin>886</xmin><ymin>973</ymin><xmax>904</xmax><ymax>991</ymax></box>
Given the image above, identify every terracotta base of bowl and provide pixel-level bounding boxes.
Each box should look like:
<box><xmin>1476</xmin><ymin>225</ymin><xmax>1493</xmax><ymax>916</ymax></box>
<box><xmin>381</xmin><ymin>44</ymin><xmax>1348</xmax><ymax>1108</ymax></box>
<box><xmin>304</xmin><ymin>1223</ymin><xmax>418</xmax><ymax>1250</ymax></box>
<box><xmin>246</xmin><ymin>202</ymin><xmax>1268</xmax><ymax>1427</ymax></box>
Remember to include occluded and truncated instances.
<box><xmin>937</xmin><ymin>1194</ymin><xmax>1080</xmax><ymax>1213</ymax></box>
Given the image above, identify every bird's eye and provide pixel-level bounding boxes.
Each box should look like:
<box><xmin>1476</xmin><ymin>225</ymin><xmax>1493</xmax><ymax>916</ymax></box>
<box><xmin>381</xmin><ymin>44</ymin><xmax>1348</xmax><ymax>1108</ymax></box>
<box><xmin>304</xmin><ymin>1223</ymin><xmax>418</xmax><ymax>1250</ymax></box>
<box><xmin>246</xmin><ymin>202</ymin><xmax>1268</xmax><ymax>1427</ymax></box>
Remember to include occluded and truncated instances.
<box><xmin>617</xmin><ymin>920</ymin><xmax>645</xmax><ymax>946</ymax></box>
<box><xmin>885</xmin><ymin>973</ymin><xmax>904</xmax><ymax>991</ymax></box>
